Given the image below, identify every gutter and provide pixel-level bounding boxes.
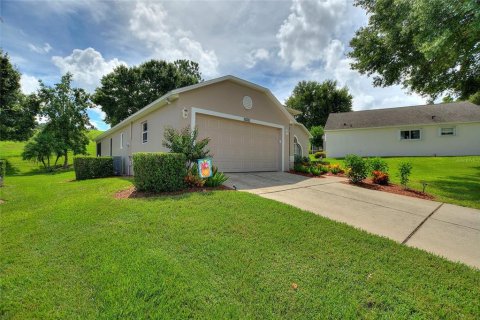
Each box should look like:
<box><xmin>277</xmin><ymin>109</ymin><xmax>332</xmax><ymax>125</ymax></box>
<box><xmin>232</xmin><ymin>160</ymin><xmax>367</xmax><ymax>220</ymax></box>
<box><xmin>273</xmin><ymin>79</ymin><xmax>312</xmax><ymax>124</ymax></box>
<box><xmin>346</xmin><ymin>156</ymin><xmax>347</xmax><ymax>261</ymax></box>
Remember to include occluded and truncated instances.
<box><xmin>95</xmin><ymin>93</ymin><xmax>179</xmax><ymax>141</ymax></box>
<box><xmin>324</xmin><ymin>120</ymin><xmax>480</xmax><ymax>133</ymax></box>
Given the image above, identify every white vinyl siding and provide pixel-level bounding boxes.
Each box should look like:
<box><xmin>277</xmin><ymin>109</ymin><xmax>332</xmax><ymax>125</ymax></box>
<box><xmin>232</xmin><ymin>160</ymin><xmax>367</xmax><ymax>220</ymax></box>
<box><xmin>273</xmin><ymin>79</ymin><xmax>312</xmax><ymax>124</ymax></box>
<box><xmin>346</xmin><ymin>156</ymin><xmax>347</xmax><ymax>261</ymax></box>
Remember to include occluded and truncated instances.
<box><xmin>325</xmin><ymin>122</ymin><xmax>480</xmax><ymax>157</ymax></box>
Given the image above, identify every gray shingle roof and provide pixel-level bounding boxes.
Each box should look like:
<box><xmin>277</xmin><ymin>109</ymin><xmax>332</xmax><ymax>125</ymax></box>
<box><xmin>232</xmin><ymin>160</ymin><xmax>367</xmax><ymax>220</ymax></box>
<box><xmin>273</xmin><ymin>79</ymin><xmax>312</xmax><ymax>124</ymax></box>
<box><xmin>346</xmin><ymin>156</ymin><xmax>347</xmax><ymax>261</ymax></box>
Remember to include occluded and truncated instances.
<box><xmin>324</xmin><ymin>101</ymin><xmax>480</xmax><ymax>130</ymax></box>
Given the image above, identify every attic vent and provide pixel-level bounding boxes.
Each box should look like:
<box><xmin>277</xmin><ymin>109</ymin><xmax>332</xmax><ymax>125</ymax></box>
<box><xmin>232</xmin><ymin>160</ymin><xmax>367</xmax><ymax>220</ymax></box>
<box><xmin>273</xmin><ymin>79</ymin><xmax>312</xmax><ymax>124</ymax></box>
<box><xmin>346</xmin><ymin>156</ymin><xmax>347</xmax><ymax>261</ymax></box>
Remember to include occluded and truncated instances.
<box><xmin>243</xmin><ymin>96</ymin><xmax>253</xmax><ymax>109</ymax></box>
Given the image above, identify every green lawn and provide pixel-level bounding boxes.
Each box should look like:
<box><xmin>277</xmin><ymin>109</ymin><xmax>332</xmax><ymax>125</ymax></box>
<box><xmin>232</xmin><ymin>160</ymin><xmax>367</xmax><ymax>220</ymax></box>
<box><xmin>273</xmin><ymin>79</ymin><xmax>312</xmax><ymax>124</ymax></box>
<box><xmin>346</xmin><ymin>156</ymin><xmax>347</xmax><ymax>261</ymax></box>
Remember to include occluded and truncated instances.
<box><xmin>0</xmin><ymin>147</ymin><xmax>479</xmax><ymax>318</ymax></box>
<box><xmin>0</xmin><ymin>130</ymin><xmax>102</xmax><ymax>175</ymax></box>
<box><xmin>313</xmin><ymin>155</ymin><xmax>480</xmax><ymax>209</ymax></box>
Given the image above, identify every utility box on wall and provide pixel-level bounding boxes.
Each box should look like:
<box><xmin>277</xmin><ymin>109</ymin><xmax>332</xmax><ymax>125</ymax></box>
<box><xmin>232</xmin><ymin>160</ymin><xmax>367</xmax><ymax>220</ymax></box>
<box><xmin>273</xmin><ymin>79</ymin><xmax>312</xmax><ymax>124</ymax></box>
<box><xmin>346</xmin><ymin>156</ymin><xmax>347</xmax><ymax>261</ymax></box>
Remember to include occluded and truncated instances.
<box><xmin>113</xmin><ymin>156</ymin><xmax>123</xmax><ymax>176</ymax></box>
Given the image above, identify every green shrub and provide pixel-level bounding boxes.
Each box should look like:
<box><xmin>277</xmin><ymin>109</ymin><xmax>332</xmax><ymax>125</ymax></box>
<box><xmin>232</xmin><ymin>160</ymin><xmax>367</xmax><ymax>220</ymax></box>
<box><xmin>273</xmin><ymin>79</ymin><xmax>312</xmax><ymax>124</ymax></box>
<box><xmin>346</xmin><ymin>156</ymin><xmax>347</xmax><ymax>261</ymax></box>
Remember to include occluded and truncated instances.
<box><xmin>133</xmin><ymin>152</ymin><xmax>186</xmax><ymax>192</ymax></box>
<box><xmin>310</xmin><ymin>166</ymin><xmax>321</xmax><ymax>176</ymax></box>
<box><xmin>344</xmin><ymin>154</ymin><xmax>369</xmax><ymax>183</ymax></box>
<box><xmin>398</xmin><ymin>162</ymin><xmax>413</xmax><ymax>189</ymax></box>
<box><xmin>369</xmin><ymin>157</ymin><xmax>389</xmax><ymax>173</ymax></box>
<box><xmin>294</xmin><ymin>163</ymin><xmax>310</xmax><ymax>174</ymax></box>
<box><xmin>0</xmin><ymin>159</ymin><xmax>5</xmax><ymax>186</ymax></box>
<box><xmin>74</xmin><ymin>157</ymin><xmax>114</xmax><ymax>180</ymax></box>
<box><xmin>328</xmin><ymin>164</ymin><xmax>343</xmax><ymax>175</ymax></box>
<box><xmin>318</xmin><ymin>165</ymin><xmax>329</xmax><ymax>174</ymax></box>
<box><xmin>314</xmin><ymin>151</ymin><xmax>326</xmax><ymax>159</ymax></box>
<box><xmin>294</xmin><ymin>155</ymin><xmax>310</xmax><ymax>165</ymax></box>
<box><xmin>205</xmin><ymin>166</ymin><xmax>229</xmax><ymax>187</ymax></box>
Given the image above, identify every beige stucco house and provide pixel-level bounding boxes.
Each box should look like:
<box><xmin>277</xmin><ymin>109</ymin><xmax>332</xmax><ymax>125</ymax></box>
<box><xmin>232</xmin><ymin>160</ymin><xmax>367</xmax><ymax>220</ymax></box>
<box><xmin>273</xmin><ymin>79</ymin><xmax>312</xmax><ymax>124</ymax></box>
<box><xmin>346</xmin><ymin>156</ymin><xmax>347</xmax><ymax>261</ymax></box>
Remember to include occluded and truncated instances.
<box><xmin>95</xmin><ymin>75</ymin><xmax>311</xmax><ymax>174</ymax></box>
<box><xmin>324</xmin><ymin>101</ymin><xmax>480</xmax><ymax>158</ymax></box>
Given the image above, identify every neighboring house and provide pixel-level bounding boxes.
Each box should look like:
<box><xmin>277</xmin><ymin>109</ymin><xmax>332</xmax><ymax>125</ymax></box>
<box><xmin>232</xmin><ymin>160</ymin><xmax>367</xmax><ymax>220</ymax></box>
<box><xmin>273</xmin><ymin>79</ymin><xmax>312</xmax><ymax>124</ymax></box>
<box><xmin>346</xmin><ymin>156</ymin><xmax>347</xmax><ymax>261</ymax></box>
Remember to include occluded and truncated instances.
<box><xmin>324</xmin><ymin>101</ymin><xmax>480</xmax><ymax>158</ymax></box>
<box><xmin>95</xmin><ymin>75</ymin><xmax>311</xmax><ymax>174</ymax></box>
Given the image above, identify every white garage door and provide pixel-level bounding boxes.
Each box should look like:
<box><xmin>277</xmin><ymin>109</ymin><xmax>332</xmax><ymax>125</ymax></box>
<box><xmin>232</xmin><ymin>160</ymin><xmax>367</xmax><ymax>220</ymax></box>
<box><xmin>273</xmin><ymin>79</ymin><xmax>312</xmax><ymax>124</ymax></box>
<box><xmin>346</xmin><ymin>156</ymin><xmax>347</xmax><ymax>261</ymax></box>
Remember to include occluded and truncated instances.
<box><xmin>196</xmin><ymin>114</ymin><xmax>282</xmax><ymax>172</ymax></box>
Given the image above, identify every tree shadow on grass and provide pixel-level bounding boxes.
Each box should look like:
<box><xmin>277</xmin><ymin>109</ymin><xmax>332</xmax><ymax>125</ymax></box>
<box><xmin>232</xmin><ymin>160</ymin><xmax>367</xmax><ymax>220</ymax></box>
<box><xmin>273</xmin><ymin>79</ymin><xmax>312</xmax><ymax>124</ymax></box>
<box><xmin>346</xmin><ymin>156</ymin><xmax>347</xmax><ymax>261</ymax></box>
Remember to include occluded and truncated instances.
<box><xmin>429</xmin><ymin>166</ymin><xmax>480</xmax><ymax>205</ymax></box>
<box><xmin>4</xmin><ymin>160</ymin><xmax>20</xmax><ymax>176</ymax></box>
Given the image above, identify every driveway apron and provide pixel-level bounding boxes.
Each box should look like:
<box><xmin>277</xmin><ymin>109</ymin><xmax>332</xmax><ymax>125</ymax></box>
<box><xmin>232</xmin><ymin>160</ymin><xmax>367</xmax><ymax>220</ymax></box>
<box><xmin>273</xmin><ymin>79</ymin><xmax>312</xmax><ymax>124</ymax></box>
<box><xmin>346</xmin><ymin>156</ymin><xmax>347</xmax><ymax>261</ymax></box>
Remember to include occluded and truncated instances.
<box><xmin>225</xmin><ymin>172</ymin><xmax>480</xmax><ymax>269</ymax></box>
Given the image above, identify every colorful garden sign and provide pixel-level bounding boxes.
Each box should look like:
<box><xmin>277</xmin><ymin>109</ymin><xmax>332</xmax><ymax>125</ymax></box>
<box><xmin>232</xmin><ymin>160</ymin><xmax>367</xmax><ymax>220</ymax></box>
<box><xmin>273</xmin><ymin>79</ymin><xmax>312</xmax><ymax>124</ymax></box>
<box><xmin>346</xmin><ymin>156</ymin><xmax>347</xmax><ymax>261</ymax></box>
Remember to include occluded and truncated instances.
<box><xmin>198</xmin><ymin>158</ymin><xmax>213</xmax><ymax>178</ymax></box>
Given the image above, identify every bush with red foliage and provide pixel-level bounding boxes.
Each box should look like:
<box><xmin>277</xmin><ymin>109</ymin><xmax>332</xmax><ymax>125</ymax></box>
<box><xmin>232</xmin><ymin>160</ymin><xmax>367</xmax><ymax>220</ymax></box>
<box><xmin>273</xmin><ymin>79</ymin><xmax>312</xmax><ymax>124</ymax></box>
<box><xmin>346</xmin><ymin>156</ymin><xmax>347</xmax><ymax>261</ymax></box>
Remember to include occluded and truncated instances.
<box><xmin>372</xmin><ymin>170</ymin><xmax>389</xmax><ymax>185</ymax></box>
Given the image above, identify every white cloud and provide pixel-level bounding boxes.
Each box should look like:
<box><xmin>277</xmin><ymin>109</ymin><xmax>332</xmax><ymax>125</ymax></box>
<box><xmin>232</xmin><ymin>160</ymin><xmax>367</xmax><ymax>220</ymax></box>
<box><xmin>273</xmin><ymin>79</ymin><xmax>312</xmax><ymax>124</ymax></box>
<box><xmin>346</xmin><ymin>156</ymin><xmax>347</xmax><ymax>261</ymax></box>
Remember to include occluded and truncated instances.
<box><xmin>246</xmin><ymin>48</ymin><xmax>270</xmax><ymax>68</ymax></box>
<box><xmin>20</xmin><ymin>74</ymin><xmax>40</xmax><ymax>94</ymax></box>
<box><xmin>28</xmin><ymin>42</ymin><xmax>53</xmax><ymax>54</ymax></box>
<box><xmin>129</xmin><ymin>2</ymin><xmax>219</xmax><ymax>78</ymax></box>
<box><xmin>277</xmin><ymin>0</ymin><xmax>348</xmax><ymax>69</ymax></box>
<box><xmin>52</xmin><ymin>48</ymin><xmax>126</xmax><ymax>91</ymax></box>
<box><xmin>90</xmin><ymin>105</ymin><xmax>106</xmax><ymax>120</ymax></box>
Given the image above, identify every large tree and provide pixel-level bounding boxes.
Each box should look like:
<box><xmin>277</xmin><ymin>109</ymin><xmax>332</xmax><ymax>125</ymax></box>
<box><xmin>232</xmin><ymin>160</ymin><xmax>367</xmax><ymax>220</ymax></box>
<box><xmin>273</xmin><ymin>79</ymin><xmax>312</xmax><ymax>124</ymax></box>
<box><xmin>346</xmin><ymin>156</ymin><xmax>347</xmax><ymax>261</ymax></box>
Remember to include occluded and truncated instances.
<box><xmin>0</xmin><ymin>49</ymin><xmax>39</xmax><ymax>141</ymax></box>
<box><xmin>93</xmin><ymin>59</ymin><xmax>202</xmax><ymax>126</ymax></box>
<box><xmin>349</xmin><ymin>0</ymin><xmax>480</xmax><ymax>101</ymax></box>
<box><xmin>38</xmin><ymin>73</ymin><xmax>91</xmax><ymax>168</ymax></box>
<box><xmin>286</xmin><ymin>80</ymin><xmax>353</xmax><ymax>128</ymax></box>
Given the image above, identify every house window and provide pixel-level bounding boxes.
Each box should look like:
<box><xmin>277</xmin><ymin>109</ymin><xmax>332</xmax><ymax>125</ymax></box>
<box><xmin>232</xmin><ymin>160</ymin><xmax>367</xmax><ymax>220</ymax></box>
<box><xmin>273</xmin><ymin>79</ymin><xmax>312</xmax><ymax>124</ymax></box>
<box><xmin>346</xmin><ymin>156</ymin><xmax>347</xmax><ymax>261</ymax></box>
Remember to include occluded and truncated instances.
<box><xmin>120</xmin><ymin>132</ymin><xmax>124</xmax><ymax>149</ymax></box>
<box><xmin>440</xmin><ymin>127</ymin><xmax>455</xmax><ymax>136</ymax></box>
<box><xmin>142</xmin><ymin>122</ymin><xmax>148</xmax><ymax>143</ymax></box>
<box><xmin>110</xmin><ymin>138</ymin><xmax>112</xmax><ymax>156</ymax></box>
<box><xmin>400</xmin><ymin>129</ymin><xmax>421</xmax><ymax>140</ymax></box>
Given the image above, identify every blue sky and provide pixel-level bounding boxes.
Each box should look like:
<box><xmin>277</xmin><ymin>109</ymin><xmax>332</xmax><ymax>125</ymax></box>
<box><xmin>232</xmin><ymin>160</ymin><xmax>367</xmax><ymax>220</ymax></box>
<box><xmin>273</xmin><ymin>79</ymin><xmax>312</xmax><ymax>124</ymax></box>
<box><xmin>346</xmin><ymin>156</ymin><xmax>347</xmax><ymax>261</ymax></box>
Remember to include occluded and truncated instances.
<box><xmin>2</xmin><ymin>0</ymin><xmax>426</xmax><ymax>131</ymax></box>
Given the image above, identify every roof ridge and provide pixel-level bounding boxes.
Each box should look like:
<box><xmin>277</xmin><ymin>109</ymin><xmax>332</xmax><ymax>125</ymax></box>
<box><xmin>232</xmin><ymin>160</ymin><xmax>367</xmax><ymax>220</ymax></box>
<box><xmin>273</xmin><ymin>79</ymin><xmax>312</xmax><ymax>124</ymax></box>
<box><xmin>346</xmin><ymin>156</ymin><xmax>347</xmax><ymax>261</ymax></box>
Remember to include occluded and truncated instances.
<box><xmin>333</xmin><ymin>101</ymin><xmax>475</xmax><ymax>116</ymax></box>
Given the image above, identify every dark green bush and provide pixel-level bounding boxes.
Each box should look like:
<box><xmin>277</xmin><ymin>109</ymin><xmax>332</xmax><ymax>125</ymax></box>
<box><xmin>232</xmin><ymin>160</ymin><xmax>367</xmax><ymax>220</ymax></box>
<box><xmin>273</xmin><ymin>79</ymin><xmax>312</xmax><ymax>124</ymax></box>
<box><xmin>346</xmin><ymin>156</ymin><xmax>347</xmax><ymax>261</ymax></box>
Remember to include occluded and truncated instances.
<box><xmin>0</xmin><ymin>159</ymin><xmax>5</xmax><ymax>186</ymax></box>
<box><xmin>74</xmin><ymin>157</ymin><xmax>114</xmax><ymax>180</ymax></box>
<box><xmin>344</xmin><ymin>154</ymin><xmax>369</xmax><ymax>183</ymax></box>
<box><xmin>294</xmin><ymin>155</ymin><xmax>310</xmax><ymax>165</ymax></box>
<box><xmin>133</xmin><ymin>152</ymin><xmax>186</xmax><ymax>192</ymax></box>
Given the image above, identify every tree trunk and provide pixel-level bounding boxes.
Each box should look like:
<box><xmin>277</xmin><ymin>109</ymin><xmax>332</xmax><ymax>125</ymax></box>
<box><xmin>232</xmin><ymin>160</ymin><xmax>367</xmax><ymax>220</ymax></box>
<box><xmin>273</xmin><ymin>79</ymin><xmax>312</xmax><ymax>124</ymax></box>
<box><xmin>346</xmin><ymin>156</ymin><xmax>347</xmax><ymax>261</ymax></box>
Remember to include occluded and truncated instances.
<box><xmin>54</xmin><ymin>155</ymin><xmax>61</xmax><ymax>166</ymax></box>
<box><xmin>63</xmin><ymin>150</ymin><xmax>68</xmax><ymax>168</ymax></box>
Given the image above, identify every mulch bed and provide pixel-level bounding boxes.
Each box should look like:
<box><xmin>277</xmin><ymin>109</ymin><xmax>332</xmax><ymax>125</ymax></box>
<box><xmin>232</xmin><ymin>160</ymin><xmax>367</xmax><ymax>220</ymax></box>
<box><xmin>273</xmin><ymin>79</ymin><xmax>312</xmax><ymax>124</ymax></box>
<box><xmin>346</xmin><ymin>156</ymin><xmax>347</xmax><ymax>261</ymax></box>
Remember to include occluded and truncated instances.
<box><xmin>115</xmin><ymin>185</ymin><xmax>232</xmax><ymax>199</ymax></box>
<box><xmin>343</xmin><ymin>179</ymin><xmax>435</xmax><ymax>200</ymax></box>
<box><xmin>288</xmin><ymin>170</ymin><xmax>345</xmax><ymax>178</ymax></box>
<box><xmin>290</xmin><ymin>170</ymin><xmax>434</xmax><ymax>200</ymax></box>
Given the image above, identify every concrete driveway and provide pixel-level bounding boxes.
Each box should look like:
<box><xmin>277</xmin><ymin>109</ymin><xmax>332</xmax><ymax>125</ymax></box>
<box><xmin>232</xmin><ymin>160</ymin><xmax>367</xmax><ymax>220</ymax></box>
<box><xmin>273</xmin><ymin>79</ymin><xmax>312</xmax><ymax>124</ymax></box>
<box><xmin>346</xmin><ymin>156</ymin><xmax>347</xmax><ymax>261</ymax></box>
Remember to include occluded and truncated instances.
<box><xmin>225</xmin><ymin>172</ymin><xmax>480</xmax><ymax>269</ymax></box>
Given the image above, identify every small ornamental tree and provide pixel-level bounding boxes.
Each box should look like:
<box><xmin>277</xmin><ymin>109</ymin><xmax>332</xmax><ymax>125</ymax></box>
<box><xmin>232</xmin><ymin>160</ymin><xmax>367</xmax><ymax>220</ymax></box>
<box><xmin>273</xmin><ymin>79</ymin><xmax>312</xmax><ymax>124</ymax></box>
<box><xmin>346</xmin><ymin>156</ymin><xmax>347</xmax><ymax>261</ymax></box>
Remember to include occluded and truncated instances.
<box><xmin>398</xmin><ymin>162</ymin><xmax>413</xmax><ymax>189</ymax></box>
<box><xmin>162</xmin><ymin>126</ymin><xmax>210</xmax><ymax>168</ymax></box>
<box><xmin>21</xmin><ymin>129</ymin><xmax>64</xmax><ymax>170</ymax></box>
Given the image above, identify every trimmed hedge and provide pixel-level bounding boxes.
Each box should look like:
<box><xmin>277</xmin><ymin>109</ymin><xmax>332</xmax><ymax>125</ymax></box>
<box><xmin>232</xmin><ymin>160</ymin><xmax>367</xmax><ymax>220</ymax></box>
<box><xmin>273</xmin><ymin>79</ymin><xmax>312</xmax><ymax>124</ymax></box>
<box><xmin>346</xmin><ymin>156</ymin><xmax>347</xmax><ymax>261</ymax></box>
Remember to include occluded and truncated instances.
<box><xmin>74</xmin><ymin>157</ymin><xmax>114</xmax><ymax>180</ymax></box>
<box><xmin>133</xmin><ymin>152</ymin><xmax>186</xmax><ymax>192</ymax></box>
<box><xmin>0</xmin><ymin>159</ymin><xmax>5</xmax><ymax>186</ymax></box>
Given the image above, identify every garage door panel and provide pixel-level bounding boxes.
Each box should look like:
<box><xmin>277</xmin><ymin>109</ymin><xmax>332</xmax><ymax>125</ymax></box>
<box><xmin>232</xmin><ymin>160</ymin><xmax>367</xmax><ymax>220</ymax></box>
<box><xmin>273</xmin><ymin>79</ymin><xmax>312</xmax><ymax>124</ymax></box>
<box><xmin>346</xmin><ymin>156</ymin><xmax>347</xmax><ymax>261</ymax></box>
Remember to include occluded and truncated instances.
<box><xmin>196</xmin><ymin>114</ymin><xmax>281</xmax><ymax>172</ymax></box>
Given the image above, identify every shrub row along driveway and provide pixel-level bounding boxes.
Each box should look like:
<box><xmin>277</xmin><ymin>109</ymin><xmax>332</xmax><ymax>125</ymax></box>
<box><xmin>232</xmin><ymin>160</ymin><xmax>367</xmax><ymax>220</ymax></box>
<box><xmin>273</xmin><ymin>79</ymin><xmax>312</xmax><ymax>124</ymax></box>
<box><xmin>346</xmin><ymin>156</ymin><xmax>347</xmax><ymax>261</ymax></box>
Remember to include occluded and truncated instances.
<box><xmin>226</xmin><ymin>172</ymin><xmax>480</xmax><ymax>268</ymax></box>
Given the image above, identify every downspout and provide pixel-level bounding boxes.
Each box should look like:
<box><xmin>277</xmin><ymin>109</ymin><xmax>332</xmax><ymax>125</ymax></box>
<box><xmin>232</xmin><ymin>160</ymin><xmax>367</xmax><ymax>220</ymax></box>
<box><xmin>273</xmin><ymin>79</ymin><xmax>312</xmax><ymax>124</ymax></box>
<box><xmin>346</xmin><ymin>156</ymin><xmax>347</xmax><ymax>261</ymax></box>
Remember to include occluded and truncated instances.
<box><xmin>129</xmin><ymin>121</ymin><xmax>133</xmax><ymax>175</ymax></box>
<box><xmin>289</xmin><ymin>123</ymin><xmax>292</xmax><ymax>170</ymax></box>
